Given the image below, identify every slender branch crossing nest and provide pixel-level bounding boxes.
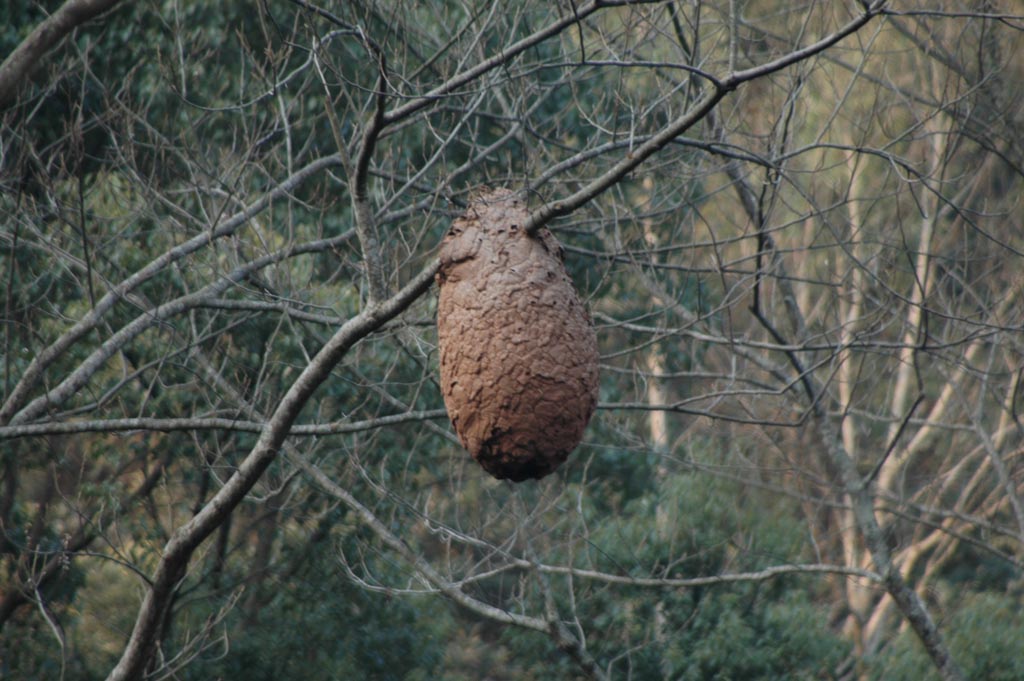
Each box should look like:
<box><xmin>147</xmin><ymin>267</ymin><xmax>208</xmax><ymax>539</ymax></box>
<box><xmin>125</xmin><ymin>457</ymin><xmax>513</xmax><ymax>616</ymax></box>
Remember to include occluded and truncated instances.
<box><xmin>436</xmin><ymin>189</ymin><xmax>600</xmax><ymax>481</ymax></box>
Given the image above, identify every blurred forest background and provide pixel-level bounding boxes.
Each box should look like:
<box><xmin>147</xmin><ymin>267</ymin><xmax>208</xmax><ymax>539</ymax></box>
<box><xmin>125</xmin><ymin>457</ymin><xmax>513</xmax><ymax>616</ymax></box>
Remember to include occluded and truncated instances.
<box><xmin>2</xmin><ymin>1</ymin><xmax>1023</xmax><ymax>679</ymax></box>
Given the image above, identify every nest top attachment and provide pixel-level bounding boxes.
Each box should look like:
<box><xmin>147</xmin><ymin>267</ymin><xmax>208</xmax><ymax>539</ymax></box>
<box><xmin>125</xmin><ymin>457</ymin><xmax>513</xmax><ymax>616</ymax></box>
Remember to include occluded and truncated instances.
<box><xmin>436</xmin><ymin>189</ymin><xmax>600</xmax><ymax>481</ymax></box>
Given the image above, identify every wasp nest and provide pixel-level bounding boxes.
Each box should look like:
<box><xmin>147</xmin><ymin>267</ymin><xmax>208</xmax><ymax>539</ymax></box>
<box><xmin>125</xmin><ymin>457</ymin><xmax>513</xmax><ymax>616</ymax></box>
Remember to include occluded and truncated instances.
<box><xmin>436</xmin><ymin>189</ymin><xmax>600</xmax><ymax>481</ymax></box>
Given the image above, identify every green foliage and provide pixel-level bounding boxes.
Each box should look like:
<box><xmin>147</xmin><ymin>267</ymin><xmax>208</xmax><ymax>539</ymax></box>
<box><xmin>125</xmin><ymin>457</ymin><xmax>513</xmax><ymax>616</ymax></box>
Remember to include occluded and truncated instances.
<box><xmin>191</xmin><ymin>583</ymin><xmax>447</xmax><ymax>681</ymax></box>
<box><xmin>669</xmin><ymin>593</ymin><xmax>848</xmax><ymax>681</ymax></box>
<box><xmin>494</xmin><ymin>444</ymin><xmax>850</xmax><ymax>680</ymax></box>
<box><xmin>868</xmin><ymin>591</ymin><xmax>1024</xmax><ymax>681</ymax></box>
<box><xmin>177</xmin><ymin>519</ymin><xmax>450</xmax><ymax>681</ymax></box>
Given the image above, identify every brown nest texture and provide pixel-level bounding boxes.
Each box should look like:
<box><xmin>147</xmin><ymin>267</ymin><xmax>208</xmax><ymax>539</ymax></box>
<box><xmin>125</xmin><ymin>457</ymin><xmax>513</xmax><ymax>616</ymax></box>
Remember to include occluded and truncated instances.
<box><xmin>436</xmin><ymin>189</ymin><xmax>600</xmax><ymax>481</ymax></box>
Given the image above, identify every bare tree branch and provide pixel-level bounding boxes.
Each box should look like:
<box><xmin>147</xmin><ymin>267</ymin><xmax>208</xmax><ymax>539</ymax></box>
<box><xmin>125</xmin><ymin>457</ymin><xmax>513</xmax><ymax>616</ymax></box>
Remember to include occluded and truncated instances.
<box><xmin>0</xmin><ymin>0</ymin><xmax>124</xmax><ymax>109</ymax></box>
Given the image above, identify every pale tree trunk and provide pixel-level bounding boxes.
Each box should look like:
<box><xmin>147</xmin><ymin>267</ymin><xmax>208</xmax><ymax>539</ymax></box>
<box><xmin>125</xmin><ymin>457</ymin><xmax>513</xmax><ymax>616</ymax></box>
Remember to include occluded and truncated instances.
<box><xmin>876</xmin><ymin>103</ymin><xmax>946</xmax><ymax>495</ymax></box>
<box><xmin>836</xmin><ymin>141</ymin><xmax>874</xmax><ymax>676</ymax></box>
<box><xmin>638</xmin><ymin>175</ymin><xmax>673</xmax><ymax>680</ymax></box>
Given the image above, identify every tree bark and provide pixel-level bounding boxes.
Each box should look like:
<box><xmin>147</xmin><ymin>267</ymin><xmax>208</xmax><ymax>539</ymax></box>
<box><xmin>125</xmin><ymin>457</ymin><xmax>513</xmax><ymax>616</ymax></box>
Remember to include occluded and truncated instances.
<box><xmin>0</xmin><ymin>0</ymin><xmax>124</xmax><ymax>109</ymax></box>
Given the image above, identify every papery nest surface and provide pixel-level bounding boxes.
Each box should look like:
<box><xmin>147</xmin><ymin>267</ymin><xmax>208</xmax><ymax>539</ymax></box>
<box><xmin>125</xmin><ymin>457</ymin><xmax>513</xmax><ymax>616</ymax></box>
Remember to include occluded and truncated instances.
<box><xmin>436</xmin><ymin>188</ymin><xmax>600</xmax><ymax>481</ymax></box>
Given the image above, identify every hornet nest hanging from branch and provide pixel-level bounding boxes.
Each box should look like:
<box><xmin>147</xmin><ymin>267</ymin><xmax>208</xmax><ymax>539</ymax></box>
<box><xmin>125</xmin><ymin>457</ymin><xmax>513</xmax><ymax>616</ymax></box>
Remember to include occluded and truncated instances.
<box><xmin>436</xmin><ymin>188</ymin><xmax>600</xmax><ymax>481</ymax></box>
